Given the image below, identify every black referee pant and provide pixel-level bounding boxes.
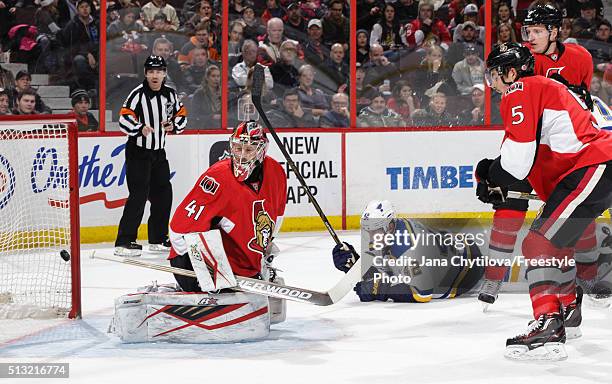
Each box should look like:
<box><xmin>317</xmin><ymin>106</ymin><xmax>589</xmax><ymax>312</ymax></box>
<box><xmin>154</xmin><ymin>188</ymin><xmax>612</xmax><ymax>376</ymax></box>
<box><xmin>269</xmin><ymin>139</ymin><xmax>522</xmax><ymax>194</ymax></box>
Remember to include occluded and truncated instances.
<box><xmin>115</xmin><ymin>139</ymin><xmax>173</xmax><ymax>247</ymax></box>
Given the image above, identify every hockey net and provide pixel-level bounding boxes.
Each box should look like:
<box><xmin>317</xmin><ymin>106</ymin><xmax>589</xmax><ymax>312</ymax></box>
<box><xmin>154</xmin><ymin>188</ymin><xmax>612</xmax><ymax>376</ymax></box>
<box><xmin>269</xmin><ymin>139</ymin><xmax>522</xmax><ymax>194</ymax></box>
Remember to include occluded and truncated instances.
<box><xmin>0</xmin><ymin>116</ymin><xmax>80</xmax><ymax>320</ymax></box>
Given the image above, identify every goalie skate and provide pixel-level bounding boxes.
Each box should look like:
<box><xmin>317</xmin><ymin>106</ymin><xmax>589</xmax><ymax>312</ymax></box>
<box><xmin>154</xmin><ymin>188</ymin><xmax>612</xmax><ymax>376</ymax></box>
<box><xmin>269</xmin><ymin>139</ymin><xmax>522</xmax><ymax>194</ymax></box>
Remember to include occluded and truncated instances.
<box><xmin>504</xmin><ymin>313</ymin><xmax>567</xmax><ymax>361</ymax></box>
<box><xmin>478</xmin><ymin>279</ymin><xmax>502</xmax><ymax>312</ymax></box>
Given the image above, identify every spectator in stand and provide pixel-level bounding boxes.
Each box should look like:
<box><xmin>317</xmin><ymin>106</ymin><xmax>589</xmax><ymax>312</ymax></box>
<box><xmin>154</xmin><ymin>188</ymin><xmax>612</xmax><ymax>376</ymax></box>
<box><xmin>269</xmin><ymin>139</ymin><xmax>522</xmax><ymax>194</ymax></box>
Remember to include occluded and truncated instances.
<box><xmin>106</xmin><ymin>8</ymin><xmax>146</xmax><ymax>52</ymax></box>
<box><xmin>0</xmin><ymin>0</ymin><xmax>16</xmax><ymax>49</ymax></box>
<box><xmin>559</xmin><ymin>18</ymin><xmax>573</xmax><ymax>43</ymax></box>
<box><xmin>266</xmin><ymin>88</ymin><xmax>317</xmax><ymax>127</ymax></box>
<box><xmin>0</xmin><ymin>89</ymin><xmax>11</xmax><ymax>115</ymax></box>
<box><xmin>233</xmin><ymin>39</ymin><xmax>274</xmax><ymax>90</ymax></box>
<box><xmin>59</xmin><ymin>0</ymin><xmax>99</xmax><ymax>93</ymax></box>
<box><xmin>370</xmin><ymin>3</ymin><xmax>403</xmax><ymax>52</ymax></box>
<box><xmin>590</xmin><ymin>75</ymin><xmax>609</xmax><ymax>104</ymax></box>
<box><xmin>303</xmin><ymin>18</ymin><xmax>329</xmax><ymax>65</ymax></box>
<box><xmin>363</xmin><ymin>43</ymin><xmax>399</xmax><ymax>94</ymax></box>
<box><xmin>258</xmin><ymin>17</ymin><xmax>285</xmax><ymax>65</ymax></box>
<box><xmin>403</xmin><ymin>2</ymin><xmax>452</xmax><ymax>50</ymax></box>
<box><xmin>296</xmin><ymin>64</ymin><xmax>329</xmax><ymax>118</ymax></box>
<box><xmin>190</xmin><ymin>64</ymin><xmax>221</xmax><ymax>129</ymax></box>
<box><xmin>322</xmin><ymin>0</ymin><xmax>349</xmax><ymax>48</ymax></box>
<box><xmin>179</xmin><ymin>24</ymin><xmax>220</xmax><ymax>64</ymax></box>
<box><xmin>452</xmin><ymin>44</ymin><xmax>484</xmax><ymax>95</ymax></box>
<box><xmin>71</xmin><ymin>89</ymin><xmax>98</xmax><ymax>131</ymax></box>
<box><xmin>229</xmin><ymin>0</ymin><xmax>248</xmax><ymax>21</ymax></box>
<box><xmin>565</xmin><ymin>0</ymin><xmax>604</xmax><ymax>19</ymax></box>
<box><xmin>184</xmin><ymin>0</ymin><xmax>217</xmax><ymax>35</ymax></box>
<box><xmin>229</xmin><ymin>20</ymin><xmax>245</xmax><ymax>67</ymax></box>
<box><xmin>321</xmin><ymin>43</ymin><xmax>349</xmax><ymax>94</ymax></box>
<box><xmin>491</xmin><ymin>3</ymin><xmax>522</xmax><ymax>45</ymax></box>
<box><xmin>240</xmin><ymin>5</ymin><xmax>265</xmax><ymax>41</ymax></box>
<box><xmin>418</xmin><ymin>92</ymin><xmax>456</xmax><ymax>127</ymax></box>
<box><xmin>261</xmin><ymin>0</ymin><xmax>285</xmax><ymax>25</ymax></box>
<box><xmin>320</xmin><ymin>92</ymin><xmax>349</xmax><ymax>127</ymax></box>
<box><xmin>583</xmin><ymin>19</ymin><xmax>611</xmax><ymax>68</ymax></box>
<box><xmin>151</xmin><ymin>37</ymin><xmax>185</xmax><ymax>92</ymax></box>
<box><xmin>453</xmin><ymin>4</ymin><xmax>485</xmax><ymax>44</ymax></box>
<box><xmin>356</xmin><ymin>29</ymin><xmax>370</xmax><ymax>64</ymax></box>
<box><xmin>7</xmin><ymin>70</ymin><xmax>51</xmax><ymax>113</ymax></box>
<box><xmin>12</xmin><ymin>88</ymin><xmax>38</xmax><ymax>115</ymax></box>
<box><xmin>0</xmin><ymin>64</ymin><xmax>15</xmax><ymax>90</ymax></box>
<box><xmin>496</xmin><ymin>21</ymin><xmax>518</xmax><ymax>45</ymax></box>
<box><xmin>357</xmin><ymin>0</ymin><xmax>383</xmax><ymax>32</ymax></box>
<box><xmin>386</xmin><ymin>80</ymin><xmax>417</xmax><ymax>125</ymax></box>
<box><xmin>143</xmin><ymin>13</ymin><xmax>186</xmax><ymax>50</ymax></box>
<box><xmin>447</xmin><ymin>20</ymin><xmax>484</xmax><ymax>66</ymax></box>
<box><xmin>357</xmin><ymin>91</ymin><xmax>404</xmax><ymax>128</ymax></box>
<box><xmin>283</xmin><ymin>1</ymin><xmax>307</xmax><ymax>43</ymax></box>
<box><xmin>356</xmin><ymin>63</ymin><xmax>375</xmax><ymax>113</ymax></box>
<box><xmin>299</xmin><ymin>0</ymin><xmax>324</xmax><ymax>20</ymax></box>
<box><xmin>269</xmin><ymin>39</ymin><xmax>300</xmax><ymax>98</ymax></box>
<box><xmin>34</xmin><ymin>0</ymin><xmax>63</xmax><ymax>50</ymax></box>
<box><xmin>456</xmin><ymin>83</ymin><xmax>484</xmax><ymax>125</ymax></box>
<box><xmin>141</xmin><ymin>0</ymin><xmax>179</xmax><ymax>30</ymax></box>
<box><xmin>410</xmin><ymin>44</ymin><xmax>456</xmax><ymax>104</ymax></box>
<box><xmin>395</xmin><ymin>0</ymin><xmax>418</xmax><ymax>24</ymax></box>
<box><xmin>183</xmin><ymin>47</ymin><xmax>216</xmax><ymax>94</ymax></box>
<box><xmin>572</xmin><ymin>1</ymin><xmax>602</xmax><ymax>39</ymax></box>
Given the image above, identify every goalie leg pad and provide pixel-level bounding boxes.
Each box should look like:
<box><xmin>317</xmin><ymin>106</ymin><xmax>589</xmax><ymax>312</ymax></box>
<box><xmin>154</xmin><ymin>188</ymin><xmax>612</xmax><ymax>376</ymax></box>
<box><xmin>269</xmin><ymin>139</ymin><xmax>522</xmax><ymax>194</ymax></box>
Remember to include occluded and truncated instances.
<box><xmin>111</xmin><ymin>291</ymin><xmax>270</xmax><ymax>343</ymax></box>
<box><xmin>184</xmin><ymin>230</ymin><xmax>237</xmax><ymax>291</ymax></box>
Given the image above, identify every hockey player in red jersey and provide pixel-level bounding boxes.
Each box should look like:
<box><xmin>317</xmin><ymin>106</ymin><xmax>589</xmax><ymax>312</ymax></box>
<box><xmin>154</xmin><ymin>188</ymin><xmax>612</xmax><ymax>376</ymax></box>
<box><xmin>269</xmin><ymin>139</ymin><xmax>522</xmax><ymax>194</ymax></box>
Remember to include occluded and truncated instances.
<box><xmin>478</xmin><ymin>43</ymin><xmax>612</xmax><ymax>361</ymax></box>
<box><xmin>168</xmin><ymin>121</ymin><xmax>287</xmax><ymax>291</ymax></box>
<box><xmin>478</xmin><ymin>4</ymin><xmax>597</xmax><ymax>309</ymax></box>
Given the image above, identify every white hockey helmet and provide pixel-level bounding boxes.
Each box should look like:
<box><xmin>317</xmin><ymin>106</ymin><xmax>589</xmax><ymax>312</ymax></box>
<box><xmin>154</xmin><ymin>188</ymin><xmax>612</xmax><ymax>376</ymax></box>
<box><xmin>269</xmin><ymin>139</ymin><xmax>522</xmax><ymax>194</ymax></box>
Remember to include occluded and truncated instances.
<box><xmin>361</xmin><ymin>200</ymin><xmax>396</xmax><ymax>232</ymax></box>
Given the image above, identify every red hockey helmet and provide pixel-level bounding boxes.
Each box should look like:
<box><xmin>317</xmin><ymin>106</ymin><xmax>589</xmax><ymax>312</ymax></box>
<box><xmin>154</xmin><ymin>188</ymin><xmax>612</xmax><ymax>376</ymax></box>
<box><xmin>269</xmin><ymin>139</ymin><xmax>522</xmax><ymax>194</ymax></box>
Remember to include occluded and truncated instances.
<box><xmin>230</xmin><ymin>120</ymin><xmax>269</xmax><ymax>181</ymax></box>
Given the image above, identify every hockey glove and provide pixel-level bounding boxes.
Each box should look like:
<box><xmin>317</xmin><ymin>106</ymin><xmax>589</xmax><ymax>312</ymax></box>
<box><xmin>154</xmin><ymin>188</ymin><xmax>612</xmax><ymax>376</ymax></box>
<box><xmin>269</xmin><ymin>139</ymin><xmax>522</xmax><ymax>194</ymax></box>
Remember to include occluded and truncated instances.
<box><xmin>475</xmin><ymin>158</ymin><xmax>494</xmax><ymax>183</ymax></box>
<box><xmin>332</xmin><ymin>242</ymin><xmax>359</xmax><ymax>273</ymax></box>
<box><xmin>476</xmin><ymin>181</ymin><xmax>508</xmax><ymax>205</ymax></box>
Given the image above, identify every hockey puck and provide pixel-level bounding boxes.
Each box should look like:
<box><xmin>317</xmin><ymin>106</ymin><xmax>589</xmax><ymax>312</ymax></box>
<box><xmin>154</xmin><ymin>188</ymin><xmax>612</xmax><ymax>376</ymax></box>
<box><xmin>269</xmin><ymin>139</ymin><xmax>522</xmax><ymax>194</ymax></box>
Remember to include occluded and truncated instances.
<box><xmin>60</xmin><ymin>250</ymin><xmax>71</xmax><ymax>261</ymax></box>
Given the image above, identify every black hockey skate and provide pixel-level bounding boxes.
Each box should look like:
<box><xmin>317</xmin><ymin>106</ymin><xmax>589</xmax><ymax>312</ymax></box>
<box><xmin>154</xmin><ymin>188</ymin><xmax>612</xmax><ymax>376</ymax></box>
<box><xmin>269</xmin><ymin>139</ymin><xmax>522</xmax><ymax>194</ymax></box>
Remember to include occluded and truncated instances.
<box><xmin>478</xmin><ymin>279</ymin><xmax>502</xmax><ymax>312</ymax></box>
<box><xmin>505</xmin><ymin>313</ymin><xmax>567</xmax><ymax>361</ymax></box>
<box><xmin>562</xmin><ymin>286</ymin><xmax>583</xmax><ymax>340</ymax></box>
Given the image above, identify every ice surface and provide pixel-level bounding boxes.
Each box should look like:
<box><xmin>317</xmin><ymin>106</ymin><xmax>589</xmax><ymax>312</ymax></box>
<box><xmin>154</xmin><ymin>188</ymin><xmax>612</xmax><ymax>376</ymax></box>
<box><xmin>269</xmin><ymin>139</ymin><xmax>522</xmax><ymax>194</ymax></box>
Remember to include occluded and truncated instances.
<box><xmin>1</xmin><ymin>231</ymin><xmax>611</xmax><ymax>384</ymax></box>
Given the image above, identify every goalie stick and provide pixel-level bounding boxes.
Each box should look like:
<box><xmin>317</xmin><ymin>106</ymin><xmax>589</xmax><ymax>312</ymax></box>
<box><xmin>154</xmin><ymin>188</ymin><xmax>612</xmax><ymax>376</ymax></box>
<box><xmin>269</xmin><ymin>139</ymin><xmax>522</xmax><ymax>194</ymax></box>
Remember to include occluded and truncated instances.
<box><xmin>91</xmin><ymin>252</ymin><xmax>361</xmax><ymax>306</ymax></box>
<box><xmin>250</xmin><ymin>64</ymin><xmax>358</xmax><ymax>259</ymax></box>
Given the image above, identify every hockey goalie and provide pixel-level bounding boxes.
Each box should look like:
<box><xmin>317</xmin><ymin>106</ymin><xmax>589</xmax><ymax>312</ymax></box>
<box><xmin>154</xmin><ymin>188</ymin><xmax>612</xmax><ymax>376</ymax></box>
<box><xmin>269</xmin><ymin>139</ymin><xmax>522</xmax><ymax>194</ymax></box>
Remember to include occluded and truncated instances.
<box><xmin>111</xmin><ymin>121</ymin><xmax>288</xmax><ymax>343</ymax></box>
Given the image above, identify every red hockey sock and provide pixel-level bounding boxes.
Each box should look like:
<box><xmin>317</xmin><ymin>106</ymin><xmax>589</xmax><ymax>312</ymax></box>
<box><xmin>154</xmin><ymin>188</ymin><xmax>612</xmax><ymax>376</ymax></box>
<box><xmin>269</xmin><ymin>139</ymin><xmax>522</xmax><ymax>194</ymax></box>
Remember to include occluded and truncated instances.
<box><xmin>485</xmin><ymin>209</ymin><xmax>526</xmax><ymax>281</ymax></box>
<box><xmin>522</xmin><ymin>231</ymin><xmax>574</xmax><ymax>318</ymax></box>
<box><xmin>575</xmin><ymin>221</ymin><xmax>598</xmax><ymax>282</ymax></box>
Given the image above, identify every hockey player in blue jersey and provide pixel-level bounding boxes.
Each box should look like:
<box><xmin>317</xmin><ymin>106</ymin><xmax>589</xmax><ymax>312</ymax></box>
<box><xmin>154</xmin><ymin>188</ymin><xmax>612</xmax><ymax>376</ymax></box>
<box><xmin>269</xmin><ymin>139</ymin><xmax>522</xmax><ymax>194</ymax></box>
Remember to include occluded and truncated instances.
<box><xmin>333</xmin><ymin>200</ymin><xmax>485</xmax><ymax>303</ymax></box>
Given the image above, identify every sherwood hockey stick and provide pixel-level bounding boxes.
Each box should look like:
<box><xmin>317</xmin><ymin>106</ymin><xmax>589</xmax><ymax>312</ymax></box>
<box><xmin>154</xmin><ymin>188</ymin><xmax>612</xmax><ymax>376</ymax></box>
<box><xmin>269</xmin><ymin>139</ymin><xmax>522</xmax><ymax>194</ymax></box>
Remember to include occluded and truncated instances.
<box><xmin>250</xmin><ymin>63</ymin><xmax>351</xmax><ymax>253</ymax></box>
<box><xmin>91</xmin><ymin>252</ymin><xmax>361</xmax><ymax>306</ymax></box>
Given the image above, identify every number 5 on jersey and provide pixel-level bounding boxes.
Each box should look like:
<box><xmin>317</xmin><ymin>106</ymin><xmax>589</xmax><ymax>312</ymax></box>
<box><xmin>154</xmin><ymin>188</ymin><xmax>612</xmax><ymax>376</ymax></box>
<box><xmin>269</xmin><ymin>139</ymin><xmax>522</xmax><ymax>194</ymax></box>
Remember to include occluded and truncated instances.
<box><xmin>185</xmin><ymin>200</ymin><xmax>204</xmax><ymax>220</ymax></box>
<box><xmin>512</xmin><ymin>106</ymin><xmax>524</xmax><ymax>125</ymax></box>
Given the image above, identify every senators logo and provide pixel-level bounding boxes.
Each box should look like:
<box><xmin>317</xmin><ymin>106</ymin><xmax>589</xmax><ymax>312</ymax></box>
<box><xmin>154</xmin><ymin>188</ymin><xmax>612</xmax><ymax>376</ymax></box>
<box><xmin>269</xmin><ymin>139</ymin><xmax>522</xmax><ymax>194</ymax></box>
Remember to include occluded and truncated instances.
<box><xmin>248</xmin><ymin>200</ymin><xmax>275</xmax><ymax>255</ymax></box>
<box><xmin>546</xmin><ymin>67</ymin><xmax>565</xmax><ymax>78</ymax></box>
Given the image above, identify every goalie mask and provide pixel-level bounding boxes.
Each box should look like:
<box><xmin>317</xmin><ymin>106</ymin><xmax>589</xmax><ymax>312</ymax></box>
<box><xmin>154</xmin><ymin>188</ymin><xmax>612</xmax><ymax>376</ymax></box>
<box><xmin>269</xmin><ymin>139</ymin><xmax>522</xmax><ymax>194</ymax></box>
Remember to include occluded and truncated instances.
<box><xmin>361</xmin><ymin>200</ymin><xmax>396</xmax><ymax>235</ymax></box>
<box><xmin>230</xmin><ymin>120</ymin><xmax>269</xmax><ymax>182</ymax></box>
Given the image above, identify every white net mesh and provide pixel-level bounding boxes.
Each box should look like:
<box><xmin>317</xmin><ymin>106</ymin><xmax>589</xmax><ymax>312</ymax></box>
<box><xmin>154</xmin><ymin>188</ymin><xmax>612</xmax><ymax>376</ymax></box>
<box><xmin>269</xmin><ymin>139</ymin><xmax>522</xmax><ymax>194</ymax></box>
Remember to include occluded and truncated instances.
<box><xmin>0</xmin><ymin>120</ymin><xmax>75</xmax><ymax>319</ymax></box>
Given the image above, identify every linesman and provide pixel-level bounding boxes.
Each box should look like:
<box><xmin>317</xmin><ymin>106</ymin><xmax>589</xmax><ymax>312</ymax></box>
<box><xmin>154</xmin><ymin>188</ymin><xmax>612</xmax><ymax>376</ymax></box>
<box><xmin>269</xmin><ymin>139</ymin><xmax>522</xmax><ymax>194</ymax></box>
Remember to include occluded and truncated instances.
<box><xmin>115</xmin><ymin>55</ymin><xmax>187</xmax><ymax>256</ymax></box>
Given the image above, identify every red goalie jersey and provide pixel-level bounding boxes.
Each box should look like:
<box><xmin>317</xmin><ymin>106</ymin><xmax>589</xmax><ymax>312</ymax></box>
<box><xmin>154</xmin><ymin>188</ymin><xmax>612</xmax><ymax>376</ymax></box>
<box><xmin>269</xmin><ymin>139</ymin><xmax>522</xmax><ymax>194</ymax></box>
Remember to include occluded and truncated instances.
<box><xmin>169</xmin><ymin>157</ymin><xmax>287</xmax><ymax>277</ymax></box>
<box><xmin>500</xmin><ymin>75</ymin><xmax>612</xmax><ymax>201</ymax></box>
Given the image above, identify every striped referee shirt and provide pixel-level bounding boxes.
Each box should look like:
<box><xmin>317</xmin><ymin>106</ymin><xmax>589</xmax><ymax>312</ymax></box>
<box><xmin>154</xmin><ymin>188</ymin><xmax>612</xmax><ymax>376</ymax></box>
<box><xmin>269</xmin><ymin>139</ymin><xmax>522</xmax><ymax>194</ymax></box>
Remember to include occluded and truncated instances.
<box><xmin>119</xmin><ymin>81</ymin><xmax>187</xmax><ymax>150</ymax></box>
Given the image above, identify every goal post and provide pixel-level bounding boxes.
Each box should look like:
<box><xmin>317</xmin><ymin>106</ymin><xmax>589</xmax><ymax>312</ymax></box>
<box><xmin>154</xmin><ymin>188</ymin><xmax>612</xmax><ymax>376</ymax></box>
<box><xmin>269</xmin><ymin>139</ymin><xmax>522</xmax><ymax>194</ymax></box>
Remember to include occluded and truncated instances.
<box><xmin>0</xmin><ymin>115</ymin><xmax>81</xmax><ymax>319</ymax></box>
